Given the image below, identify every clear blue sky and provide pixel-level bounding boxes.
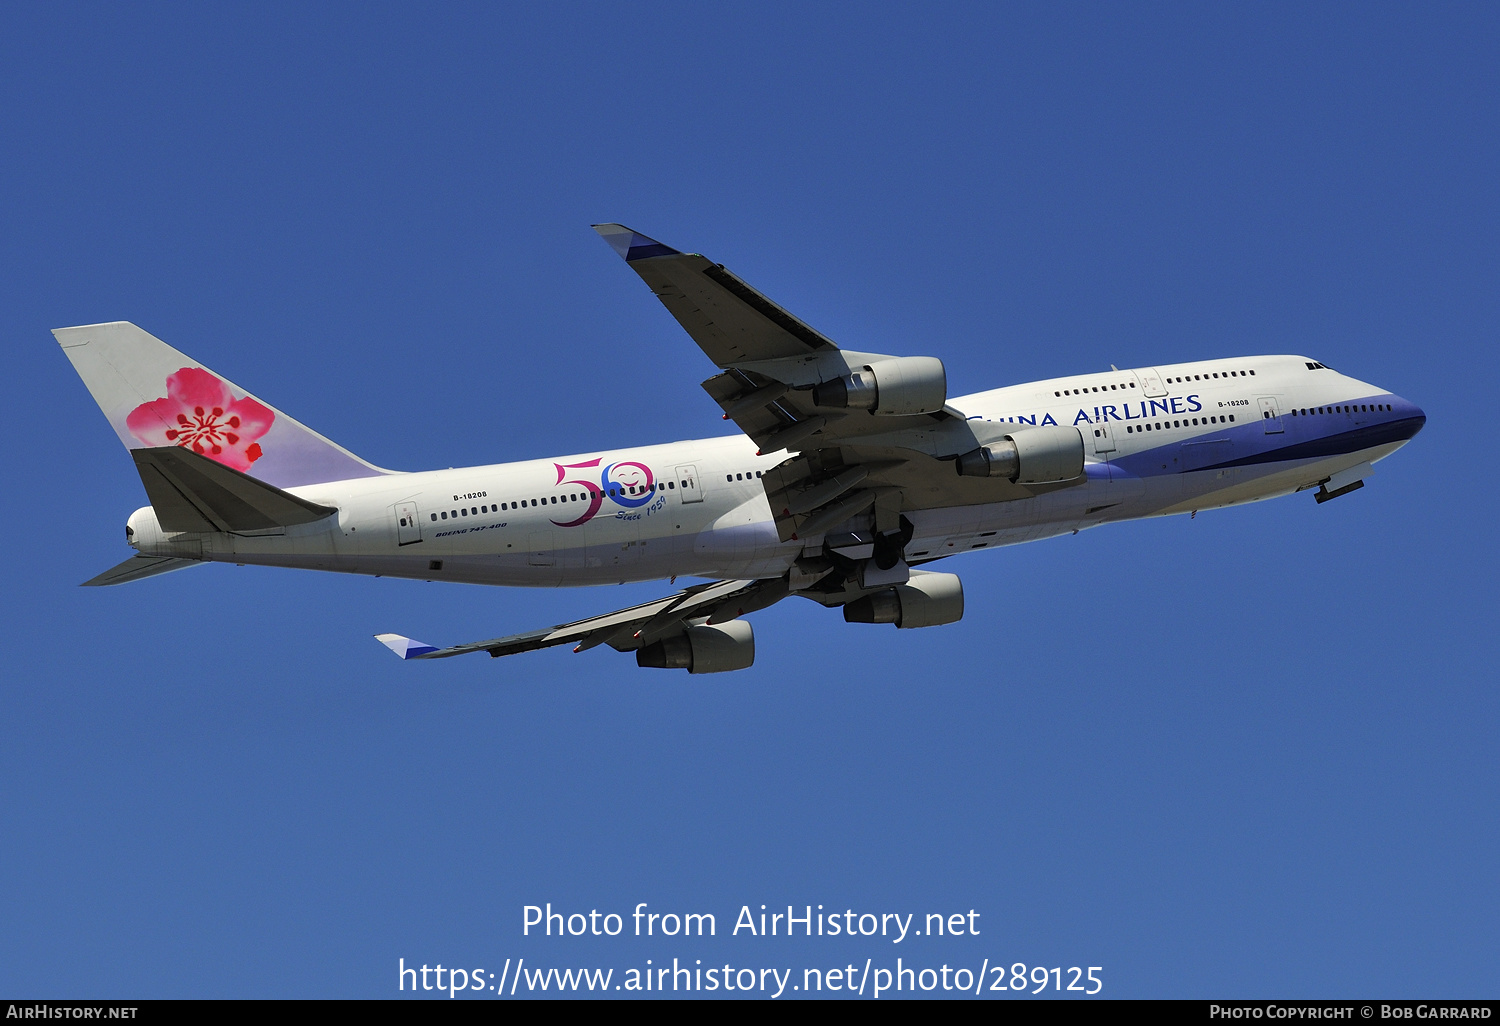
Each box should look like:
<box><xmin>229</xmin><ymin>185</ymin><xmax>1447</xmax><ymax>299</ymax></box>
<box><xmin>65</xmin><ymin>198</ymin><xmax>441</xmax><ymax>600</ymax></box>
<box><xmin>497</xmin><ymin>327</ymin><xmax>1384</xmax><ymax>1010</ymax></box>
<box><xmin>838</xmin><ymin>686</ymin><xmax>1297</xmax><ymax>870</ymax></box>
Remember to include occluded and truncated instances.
<box><xmin>2</xmin><ymin>2</ymin><xmax>1495</xmax><ymax>999</ymax></box>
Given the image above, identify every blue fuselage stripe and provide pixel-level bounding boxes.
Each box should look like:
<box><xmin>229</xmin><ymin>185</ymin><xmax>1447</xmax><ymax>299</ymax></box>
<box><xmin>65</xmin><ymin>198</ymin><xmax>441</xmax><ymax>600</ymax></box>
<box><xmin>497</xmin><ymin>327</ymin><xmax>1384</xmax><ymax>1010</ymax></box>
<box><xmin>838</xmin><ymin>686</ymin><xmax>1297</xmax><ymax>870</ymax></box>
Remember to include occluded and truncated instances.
<box><xmin>1196</xmin><ymin>415</ymin><xmax>1425</xmax><ymax>471</ymax></box>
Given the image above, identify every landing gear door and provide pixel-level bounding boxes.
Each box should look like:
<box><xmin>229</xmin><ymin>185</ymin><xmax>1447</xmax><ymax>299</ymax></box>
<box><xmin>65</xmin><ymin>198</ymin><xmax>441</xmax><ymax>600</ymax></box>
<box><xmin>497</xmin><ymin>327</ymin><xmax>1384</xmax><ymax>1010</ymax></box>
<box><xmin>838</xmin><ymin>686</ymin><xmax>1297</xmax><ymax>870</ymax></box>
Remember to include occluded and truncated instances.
<box><xmin>1091</xmin><ymin>423</ymin><xmax>1117</xmax><ymax>455</ymax></box>
<box><xmin>1257</xmin><ymin>397</ymin><xmax>1284</xmax><ymax>434</ymax></box>
<box><xmin>675</xmin><ymin>464</ymin><xmax>704</xmax><ymax>504</ymax></box>
<box><xmin>393</xmin><ymin>501</ymin><xmax>422</xmax><ymax>545</ymax></box>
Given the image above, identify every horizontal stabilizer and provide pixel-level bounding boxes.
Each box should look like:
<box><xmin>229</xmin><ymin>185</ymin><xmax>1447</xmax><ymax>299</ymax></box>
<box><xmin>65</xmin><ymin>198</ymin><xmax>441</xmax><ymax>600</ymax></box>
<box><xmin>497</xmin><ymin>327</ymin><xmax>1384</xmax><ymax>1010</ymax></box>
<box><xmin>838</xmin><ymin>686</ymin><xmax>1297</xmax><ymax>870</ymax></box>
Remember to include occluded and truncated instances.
<box><xmin>82</xmin><ymin>554</ymin><xmax>202</xmax><ymax>587</ymax></box>
<box><xmin>133</xmin><ymin>445</ymin><xmax>337</xmax><ymax>533</ymax></box>
<box><xmin>374</xmin><ymin>634</ymin><xmax>441</xmax><ymax>659</ymax></box>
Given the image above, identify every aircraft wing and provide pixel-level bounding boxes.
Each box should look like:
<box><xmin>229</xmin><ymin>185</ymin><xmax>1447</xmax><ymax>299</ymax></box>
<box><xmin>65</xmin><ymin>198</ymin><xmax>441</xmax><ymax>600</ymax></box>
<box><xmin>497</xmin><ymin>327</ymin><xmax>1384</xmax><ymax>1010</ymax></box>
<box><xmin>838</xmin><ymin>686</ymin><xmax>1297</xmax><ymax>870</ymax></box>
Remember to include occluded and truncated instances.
<box><xmin>593</xmin><ymin>223</ymin><xmax>838</xmax><ymax>365</ymax></box>
<box><xmin>375</xmin><ymin>576</ymin><xmax>788</xmax><ymax>661</ymax></box>
<box><xmin>594</xmin><ymin>225</ymin><xmax>1087</xmax><ymax>543</ymax></box>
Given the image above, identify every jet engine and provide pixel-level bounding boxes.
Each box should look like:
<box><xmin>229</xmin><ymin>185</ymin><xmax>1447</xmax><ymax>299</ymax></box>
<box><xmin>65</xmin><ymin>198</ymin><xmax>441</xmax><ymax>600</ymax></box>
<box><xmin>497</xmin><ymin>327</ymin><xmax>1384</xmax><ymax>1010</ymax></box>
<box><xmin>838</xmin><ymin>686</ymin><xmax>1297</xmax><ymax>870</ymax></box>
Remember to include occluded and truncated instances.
<box><xmin>812</xmin><ymin>357</ymin><xmax>947</xmax><ymax>417</ymax></box>
<box><xmin>842</xmin><ymin>571</ymin><xmax>964</xmax><ymax>629</ymax></box>
<box><xmin>635</xmin><ymin>620</ymin><xmax>755</xmax><ymax>673</ymax></box>
<box><xmin>955</xmin><ymin>425</ymin><xmax>1084</xmax><ymax>484</ymax></box>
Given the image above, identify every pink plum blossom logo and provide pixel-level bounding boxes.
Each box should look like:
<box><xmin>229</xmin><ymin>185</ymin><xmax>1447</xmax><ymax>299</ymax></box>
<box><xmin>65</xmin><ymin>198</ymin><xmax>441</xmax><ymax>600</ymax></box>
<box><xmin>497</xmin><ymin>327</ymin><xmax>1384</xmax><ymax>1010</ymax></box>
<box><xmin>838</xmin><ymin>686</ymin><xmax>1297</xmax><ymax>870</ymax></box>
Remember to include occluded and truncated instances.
<box><xmin>551</xmin><ymin>458</ymin><xmax>657</xmax><ymax>527</ymax></box>
<box><xmin>125</xmin><ymin>367</ymin><xmax>275</xmax><ymax>472</ymax></box>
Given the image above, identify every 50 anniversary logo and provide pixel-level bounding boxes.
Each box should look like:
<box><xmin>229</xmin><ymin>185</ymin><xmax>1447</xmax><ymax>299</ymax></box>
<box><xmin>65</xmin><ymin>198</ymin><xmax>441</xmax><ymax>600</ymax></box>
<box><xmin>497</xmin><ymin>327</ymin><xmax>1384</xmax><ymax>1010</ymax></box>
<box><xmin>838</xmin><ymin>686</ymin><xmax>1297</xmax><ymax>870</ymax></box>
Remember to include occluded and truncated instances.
<box><xmin>551</xmin><ymin>458</ymin><xmax>659</xmax><ymax>528</ymax></box>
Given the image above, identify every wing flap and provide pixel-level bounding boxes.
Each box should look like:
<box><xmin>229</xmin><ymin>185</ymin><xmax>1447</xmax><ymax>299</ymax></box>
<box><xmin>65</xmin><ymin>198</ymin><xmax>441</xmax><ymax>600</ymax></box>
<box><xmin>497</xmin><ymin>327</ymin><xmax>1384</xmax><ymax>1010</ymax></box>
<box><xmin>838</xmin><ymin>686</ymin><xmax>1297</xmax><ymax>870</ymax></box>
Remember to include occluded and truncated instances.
<box><xmin>132</xmin><ymin>446</ymin><xmax>337</xmax><ymax>533</ymax></box>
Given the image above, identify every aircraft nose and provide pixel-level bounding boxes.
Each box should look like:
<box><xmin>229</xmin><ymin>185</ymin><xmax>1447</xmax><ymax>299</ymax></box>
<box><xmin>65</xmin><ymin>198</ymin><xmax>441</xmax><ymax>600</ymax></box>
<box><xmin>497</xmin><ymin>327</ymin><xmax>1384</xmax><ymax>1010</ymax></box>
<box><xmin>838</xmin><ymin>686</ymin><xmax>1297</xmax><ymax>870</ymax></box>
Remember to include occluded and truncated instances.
<box><xmin>1391</xmin><ymin>395</ymin><xmax>1426</xmax><ymax>438</ymax></box>
<box><xmin>1406</xmin><ymin>399</ymin><xmax>1426</xmax><ymax>432</ymax></box>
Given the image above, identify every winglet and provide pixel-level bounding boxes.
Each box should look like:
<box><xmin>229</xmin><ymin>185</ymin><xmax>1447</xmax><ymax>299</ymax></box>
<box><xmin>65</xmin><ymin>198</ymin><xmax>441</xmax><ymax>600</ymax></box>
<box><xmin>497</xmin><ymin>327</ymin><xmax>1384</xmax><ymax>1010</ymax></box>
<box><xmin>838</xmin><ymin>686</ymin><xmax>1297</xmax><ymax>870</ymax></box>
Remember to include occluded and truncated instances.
<box><xmin>591</xmin><ymin>224</ymin><xmax>681</xmax><ymax>262</ymax></box>
<box><xmin>375</xmin><ymin>633</ymin><xmax>440</xmax><ymax>660</ymax></box>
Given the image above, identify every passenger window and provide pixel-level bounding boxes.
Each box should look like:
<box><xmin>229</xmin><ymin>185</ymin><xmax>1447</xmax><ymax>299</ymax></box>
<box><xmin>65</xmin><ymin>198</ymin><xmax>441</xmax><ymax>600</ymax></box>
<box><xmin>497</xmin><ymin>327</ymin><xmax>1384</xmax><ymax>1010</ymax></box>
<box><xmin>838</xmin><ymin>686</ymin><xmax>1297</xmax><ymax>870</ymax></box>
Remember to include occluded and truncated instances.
<box><xmin>441</xmin><ymin>511</ymin><xmax>447</xmax><ymax>519</ymax></box>
<box><xmin>430</xmin><ymin>513</ymin><xmax>438</xmax><ymax>521</ymax></box>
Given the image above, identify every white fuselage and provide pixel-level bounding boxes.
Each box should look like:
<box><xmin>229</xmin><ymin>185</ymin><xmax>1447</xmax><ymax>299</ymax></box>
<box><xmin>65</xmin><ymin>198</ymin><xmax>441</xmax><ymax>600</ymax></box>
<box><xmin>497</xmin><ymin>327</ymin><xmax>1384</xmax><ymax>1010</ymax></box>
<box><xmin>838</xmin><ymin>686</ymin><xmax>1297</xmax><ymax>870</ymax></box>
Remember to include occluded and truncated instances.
<box><xmin>126</xmin><ymin>355</ymin><xmax>1424</xmax><ymax>587</ymax></box>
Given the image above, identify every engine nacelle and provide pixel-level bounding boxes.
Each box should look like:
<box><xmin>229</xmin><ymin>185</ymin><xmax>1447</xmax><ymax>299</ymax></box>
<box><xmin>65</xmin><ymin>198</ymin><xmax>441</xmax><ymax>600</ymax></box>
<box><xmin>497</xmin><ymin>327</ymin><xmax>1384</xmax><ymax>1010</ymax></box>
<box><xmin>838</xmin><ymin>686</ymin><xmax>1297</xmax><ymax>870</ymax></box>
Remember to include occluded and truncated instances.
<box><xmin>635</xmin><ymin>620</ymin><xmax>755</xmax><ymax>673</ymax></box>
<box><xmin>955</xmin><ymin>425</ymin><xmax>1084</xmax><ymax>484</ymax></box>
<box><xmin>812</xmin><ymin>357</ymin><xmax>947</xmax><ymax>417</ymax></box>
<box><xmin>843</xmin><ymin>571</ymin><xmax>964</xmax><ymax>629</ymax></box>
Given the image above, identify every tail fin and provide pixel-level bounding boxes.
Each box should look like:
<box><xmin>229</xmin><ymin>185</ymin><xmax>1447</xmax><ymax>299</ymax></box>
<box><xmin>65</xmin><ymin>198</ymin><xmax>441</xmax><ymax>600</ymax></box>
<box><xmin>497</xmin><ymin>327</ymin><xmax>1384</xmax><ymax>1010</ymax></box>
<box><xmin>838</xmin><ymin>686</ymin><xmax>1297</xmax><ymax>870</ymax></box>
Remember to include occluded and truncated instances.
<box><xmin>54</xmin><ymin>321</ymin><xmax>392</xmax><ymax>489</ymax></box>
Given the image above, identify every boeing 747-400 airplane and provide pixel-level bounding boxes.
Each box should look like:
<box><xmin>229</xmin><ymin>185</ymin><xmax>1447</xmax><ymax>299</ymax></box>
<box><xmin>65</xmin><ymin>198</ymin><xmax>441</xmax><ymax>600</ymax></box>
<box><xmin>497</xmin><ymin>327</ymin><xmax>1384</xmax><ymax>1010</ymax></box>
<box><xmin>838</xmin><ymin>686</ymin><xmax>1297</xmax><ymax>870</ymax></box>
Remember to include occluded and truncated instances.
<box><xmin>59</xmin><ymin>225</ymin><xmax>1425</xmax><ymax>672</ymax></box>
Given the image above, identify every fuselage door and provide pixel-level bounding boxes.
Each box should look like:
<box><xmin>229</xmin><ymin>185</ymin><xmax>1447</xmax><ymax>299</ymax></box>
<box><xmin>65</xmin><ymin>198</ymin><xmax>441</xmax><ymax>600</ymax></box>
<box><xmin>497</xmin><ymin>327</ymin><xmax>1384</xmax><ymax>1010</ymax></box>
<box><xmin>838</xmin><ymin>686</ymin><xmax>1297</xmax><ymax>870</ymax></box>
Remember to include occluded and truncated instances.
<box><xmin>1137</xmin><ymin>369</ymin><xmax>1168</xmax><ymax>398</ymax></box>
<box><xmin>393</xmin><ymin>501</ymin><xmax>422</xmax><ymax>545</ymax></box>
<box><xmin>1092</xmin><ymin>423</ymin><xmax>1117</xmax><ymax>454</ymax></box>
<box><xmin>675</xmin><ymin>464</ymin><xmax>704</xmax><ymax>504</ymax></box>
<box><xmin>1257</xmin><ymin>397</ymin><xmax>1284</xmax><ymax>434</ymax></box>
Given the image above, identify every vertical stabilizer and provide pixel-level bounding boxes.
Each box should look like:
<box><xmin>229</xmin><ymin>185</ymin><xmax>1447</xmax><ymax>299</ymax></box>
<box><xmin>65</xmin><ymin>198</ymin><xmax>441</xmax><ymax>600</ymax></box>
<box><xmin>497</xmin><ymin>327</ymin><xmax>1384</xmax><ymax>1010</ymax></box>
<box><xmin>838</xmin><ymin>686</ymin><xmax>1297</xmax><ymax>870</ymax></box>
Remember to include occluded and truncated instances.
<box><xmin>55</xmin><ymin>321</ymin><xmax>392</xmax><ymax>489</ymax></box>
